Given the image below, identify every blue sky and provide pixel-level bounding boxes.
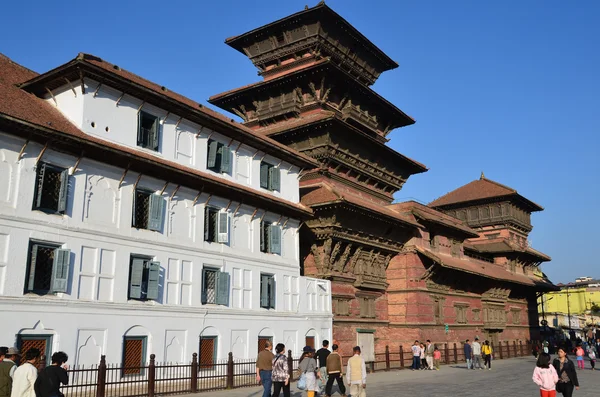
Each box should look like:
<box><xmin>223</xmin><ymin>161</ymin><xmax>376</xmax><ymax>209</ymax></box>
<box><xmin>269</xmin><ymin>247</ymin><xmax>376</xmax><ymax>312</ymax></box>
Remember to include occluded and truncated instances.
<box><xmin>2</xmin><ymin>0</ymin><xmax>598</xmax><ymax>283</ymax></box>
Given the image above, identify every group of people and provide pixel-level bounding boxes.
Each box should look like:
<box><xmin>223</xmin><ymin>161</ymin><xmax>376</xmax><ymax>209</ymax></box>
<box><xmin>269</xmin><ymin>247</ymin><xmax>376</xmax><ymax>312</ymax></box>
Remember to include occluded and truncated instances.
<box><xmin>410</xmin><ymin>340</ymin><xmax>442</xmax><ymax>371</ymax></box>
<box><xmin>255</xmin><ymin>340</ymin><xmax>367</xmax><ymax>397</ymax></box>
<box><xmin>462</xmin><ymin>338</ymin><xmax>494</xmax><ymax>370</ymax></box>
<box><xmin>532</xmin><ymin>348</ymin><xmax>581</xmax><ymax>397</ymax></box>
<box><xmin>0</xmin><ymin>347</ymin><xmax>69</xmax><ymax>397</ymax></box>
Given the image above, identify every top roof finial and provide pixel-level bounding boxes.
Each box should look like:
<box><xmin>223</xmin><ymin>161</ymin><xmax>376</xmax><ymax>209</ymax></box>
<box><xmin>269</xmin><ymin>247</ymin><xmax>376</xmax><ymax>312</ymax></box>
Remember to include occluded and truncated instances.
<box><xmin>480</xmin><ymin>171</ymin><xmax>485</xmax><ymax>179</ymax></box>
<box><xmin>305</xmin><ymin>5</ymin><xmax>309</xmax><ymax>9</ymax></box>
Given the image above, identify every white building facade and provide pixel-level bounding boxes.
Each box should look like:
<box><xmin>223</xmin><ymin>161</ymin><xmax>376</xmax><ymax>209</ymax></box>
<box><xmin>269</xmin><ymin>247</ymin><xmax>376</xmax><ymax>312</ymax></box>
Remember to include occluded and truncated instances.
<box><xmin>0</xmin><ymin>53</ymin><xmax>332</xmax><ymax>368</ymax></box>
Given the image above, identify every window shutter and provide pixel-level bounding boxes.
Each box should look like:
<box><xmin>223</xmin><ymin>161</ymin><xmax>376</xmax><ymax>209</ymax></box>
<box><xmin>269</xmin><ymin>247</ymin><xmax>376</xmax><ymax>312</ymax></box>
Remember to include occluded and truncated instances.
<box><xmin>216</xmin><ymin>271</ymin><xmax>230</xmax><ymax>306</ymax></box>
<box><xmin>217</xmin><ymin>212</ymin><xmax>229</xmax><ymax>243</ymax></box>
<box><xmin>201</xmin><ymin>268</ymin><xmax>208</xmax><ymax>304</ymax></box>
<box><xmin>147</xmin><ymin>194</ymin><xmax>165</xmax><ymax>232</ymax></box>
<box><xmin>51</xmin><ymin>248</ymin><xmax>70</xmax><ymax>293</ymax></box>
<box><xmin>137</xmin><ymin>111</ymin><xmax>144</xmax><ymax>145</ymax></box>
<box><xmin>260</xmin><ymin>221</ymin><xmax>266</xmax><ymax>252</ymax></box>
<box><xmin>34</xmin><ymin>163</ymin><xmax>47</xmax><ymax>209</ymax></box>
<box><xmin>204</xmin><ymin>206</ymin><xmax>211</xmax><ymax>242</ymax></box>
<box><xmin>57</xmin><ymin>169</ymin><xmax>69</xmax><ymax>213</ymax></box>
<box><xmin>268</xmin><ymin>276</ymin><xmax>276</xmax><ymax>309</ymax></box>
<box><xmin>207</xmin><ymin>140</ymin><xmax>218</xmax><ymax>168</ymax></box>
<box><xmin>146</xmin><ymin>261</ymin><xmax>160</xmax><ymax>300</ymax></box>
<box><xmin>260</xmin><ymin>163</ymin><xmax>269</xmax><ymax>189</ymax></box>
<box><xmin>269</xmin><ymin>224</ymin><xmax>281</xmax><ymax>255</ymax></box>
<box><xmin>27</xmin><ymin>244</ymin><xmax>39</xmax><ymax>291</ymax></box>
<box><xmin>129</xmin><ymin>258</ymin><xmax>145</xmax><ymax>299</ymax></box>
<box><xmin>220</xmin><ymin>146</ymin><xmax>232</xmax><ymax>174</ymax></box>
<box><xmin>260</xmin><ymin>275</ymin><xmax>269</xmax><ymax>308</ymax></box>
<box><xmin>269</xmin><ymin>167</ymin><xmax>281</xmax><ymax>191</ymax></box>
<box><xmin>150</xmin><ymin>118</ymin><xmax>160</xmax><ymax>151</ymax></box>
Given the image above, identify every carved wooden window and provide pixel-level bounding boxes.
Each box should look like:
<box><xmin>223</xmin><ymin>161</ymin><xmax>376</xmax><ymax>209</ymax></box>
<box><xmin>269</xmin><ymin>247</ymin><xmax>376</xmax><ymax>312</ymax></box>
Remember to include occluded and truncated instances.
<box><xmin>481</xmin><ymin>206</ymin><xmax>490</xmax><ymax>219</ymax></box>
<box><xmin>469</xmin><ymin>208</ymin><xmax>479</xmax><ymax>220</ymax></box>
<box><xmin>32</xmin><ymin>162</ymin><xmax>69</xmax><ymax>215</ymax></box>
<box><xmin>485</xmin><ymin>233</ymin><xmax>500</xmax><ymax>240</ymax></box>
<box><xmin>472</xmin><ymin>309</ymin><xmax>481</xmax><ymax>322</ymax></box>
<box><xmin>511</xmin><ymin>309</ymin><xmax>521</xmax><ymax>325</ymax></box>
<box><xmin>457</xmin><ymin>211</ymin><xmax>467</xmax><ymax>221</ymax></box>
<box><xmin>433</xmin><ymin>298</ymin><xmax>444</xmax><ymax>325</ymax></box>
<box><xmin>454</xmin><ymin>304</ymin><xmax>468</xmax><ymax>324</ymax></box>
<box><xmin>334</xmin><ymin>299</ymin><xmax>350</xmax><ymax>316</ymax></box>
<box><xmin>509</xmin><ymin>260</ymin><xmax>517</xmax><ymax>273</ymax></box>
<box><xmin>492</xmin><ymin>205</ymin><xmax>502</xmax><ymax>217</ymax></box>
<box><xmin>430</xmin><ymin>234</ymin><xmax>439</xmax><ymax>250</ymax></box>
<box><xmin>359</xmin><ymin>297</ymin><xmax>376</xmax><ymax>318</ymax></box>
<box><xmin>451</xmin><ymin>240</ymin><xmax>461</xmax><ymax>257</ymax></box>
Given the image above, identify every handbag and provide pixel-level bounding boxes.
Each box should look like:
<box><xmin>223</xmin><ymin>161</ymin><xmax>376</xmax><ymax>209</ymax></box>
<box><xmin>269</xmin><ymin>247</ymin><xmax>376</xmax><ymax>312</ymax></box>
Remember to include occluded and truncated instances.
<box><xmin>556</xmin><ymin>382</ymin><xmax>565</xmax><ymax>394</ymax></box>
<box><xmin>297</xmin><ymin>373</ymin><xmax>307</xmax><ymax>390</ymax></box>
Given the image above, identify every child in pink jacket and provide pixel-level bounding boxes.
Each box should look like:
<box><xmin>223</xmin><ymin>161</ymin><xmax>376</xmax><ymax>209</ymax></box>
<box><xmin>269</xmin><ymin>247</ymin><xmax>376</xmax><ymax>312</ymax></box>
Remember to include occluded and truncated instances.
<box><xmin>576</xmin><ymin>345</ymin><xmax>585</xmax><ymax>369</ymax></box>
<box><xmin>533</xmin><ymin>353</ymin><xmax>559</xmax><ymax>397</ymax></box>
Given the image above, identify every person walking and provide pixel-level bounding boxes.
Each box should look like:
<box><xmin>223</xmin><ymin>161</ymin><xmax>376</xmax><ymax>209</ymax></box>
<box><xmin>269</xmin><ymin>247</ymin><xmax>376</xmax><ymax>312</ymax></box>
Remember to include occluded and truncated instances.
<box><xmin>298</xmin><ymin>346</ymin><xmax>320</xmax><ymax>397</ymax></box>
<box><xmin>553</xmin><ymin>347</ymin><xmax>579</xmax><ymax>397</ymax></box>
<box><xmin>0</xmin><ymin>348</ymin><xmax>18</xmax><ymax>397</ymax></box>
<box><xmin>256</xmin><ymin>341</ymin><xmax>275</xmax><ymax>397</ymax></box>
<box><xmin>433</xmin><ymin>347</ymin><xmax>441</xmax><ymax>370</ymax></box>
<box><xmin>482</xmin><ymin>340</ymin><xmax>493</xmax><ymax>370</ymax></box>
<box><xmin>411</xmin><ymin>341</ymin><xmax>421</xmax><ymax>371</ymax></box>
<box><xmin>325</xmin><ymin>344</ymin><xmax>346</xmax><ymax>397</ymax></box>
<box><xmin>586</xmin><ymin>344</ymin><xmax>596</xmax><ymax>371</ymax></box>
<box><xmin>533</xmin><ymin>353</ymin><xmax>559</xmax><ymax>397</ymax></box>
<box><xmin>345</xmin><ymin>346</ymin><xmax>366</xmax><ymax>397</ymax></box>
<box><xmin>10</xmin><ymin>348</ymin><xmax>40</xmax><ymax>397</ymax></box>
<box><xmin>464</xmin><ymin>340</ymin><xmax>472</xmax><ymax>369</ymax></box>
<box><xmin>34</xmin><ymin>351</ymin><xmax>69</xmax><ymax>397</ymax></box>
<box><xmin>0</xmin><ymin>348</ymin><xmax>8</xmax><ymax>363</ymax></box>
<box><xmin>472</xmin><ymin>338</ymin><xmax>483</xmax><ymax>370</ymax></box>
<box><xmin>270</xmin><ymin>344</ymin><xmax>290</xmax><ymax>397</ymax></box>
<box><xmin>316</xmin><ymin>340</ymin><xmax>330</xmax><ymax>393</ymax></box>
<box><xmin>419</xmin><ymin>343</ymin><xmax>426</xmax><ymax>370</ymax></box>
<box><xmin>575</xmin><ymin>345</ymin><xmax>584</xmax><ymax>370</ymax></box>
<box><xmin>425</xmin><ymin>340</ymin><xmax>434</xmax><ymax>370</ymax></box>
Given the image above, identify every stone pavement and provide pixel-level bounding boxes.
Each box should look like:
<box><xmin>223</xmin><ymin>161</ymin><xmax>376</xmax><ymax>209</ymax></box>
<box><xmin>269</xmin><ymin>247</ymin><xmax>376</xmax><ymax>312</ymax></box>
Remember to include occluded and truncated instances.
<box><xmin>178</xmin><ymin>356</ymin><xmax>599</xmax><ymax>397</ymax></box>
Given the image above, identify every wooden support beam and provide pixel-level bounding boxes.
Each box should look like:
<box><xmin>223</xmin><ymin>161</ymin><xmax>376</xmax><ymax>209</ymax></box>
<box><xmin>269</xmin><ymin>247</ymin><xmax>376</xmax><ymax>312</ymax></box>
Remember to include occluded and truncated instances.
<box><xmin>297</xmin><ymin>168</ymin><xmax>305</xmax><ymax>179</ymax></box>
<box><xmin>259</xmin><ymin>154</ymin><xmax>267</xmax><ymax>163</ymax></box>
<box><xmin>226</xmin><ymin>138</ymin><xmax>234</xmax><ymax>147</ymax></box>
<box><xmin>115</xmin><ymin>92</ymin><xmax>125</xmax><ymax>107</ymax></box>
<box><xmin>204</xmin><ymin>194</ymin><xmax>213</xmax><ymax>206</ymax></box>
<box><xmin>251</xmin><ymin>149</ymin><xmax>260</xmax><ymax>159</ymax></box>
<box><xmin>79</xmin><ymin>70</ymin><xmax>85</xmax><ymax>94</ymax></box>
<box><xmin>71</xmin><ymin>152</ymin><xmax>84</xmax><ymax>175</ymax></box>
<box><xmin>233</xmin><ymin>141</ymin><xmax>243</xmax><ymax>154</ymax></box>
<box><xmin>250</xmin><ymin>207</ymin><xmax>259</xmax><ymax>221</ymax></box>
<box><xmin>137</xmin><ymin>101</ymin><xmax>146</xmax><ymax>114</ymax></box>
<box><xmin>169</xmin><ymin>185</ymin><xmax>181</xmax><ymax>201</ymax></box>
<box><xmin>195</xmin><ymin>126</ymin><xmax>205</xmax><ymax>138</ymax></box>
<box><xmin>45</xmin><ymin>87</ymin><xmax>57</xmax><ymax>106</ymax></box>
<box><xmin>275</xmin><ymin>214</ymin><xmax>283</xmax><ymax>225</ymax></box>
<box><xmin>159</xmin><ymin>182</ymin><xmax>169</xmax><ymax>195</ymax></box>
<box><xmin>174</xmin><ymin>117</ymin><xmax>183</xmax><ymax>130</ymax></box>
<box><xmin>259</xmin><ymin>210</ymin><xmax>267</xmax><ymax>223</ymax></box>
<box><xmin>93</xmin><ymin>83</ymin><xmax>103</xmax><ymax>98</ymax></box>
<box><xmin>162</xmin><ymin>112</ymin><xmax>170</xmax><ymax>124</ymax></box>
<box><xmin>224</xmin><ymin>200</ymin><xmax>233</xmax><ymax>211</ymax></box>
<box><xmin>64</xmin><ymin>78</ymin><xmax>77</xmax><ymax>97</ymax></box>
<box><xmin>282</xmin><ymin>218</ymin><xmax>291</xmax><ymax>228</ymax></box>
<box><xmin>35</xmin><ymin>142</ymin><xmax>49</xmax><ymax>165</ymax></box>
<box><xmin>205</xmin><ymin>132</ymin><xmax>213</xmax><ymax>141</ymax></box>
<box><xmin>132</xmin><ymin>173</ymin><xmax>143</xmax><ymax>191</ymax></box>
<box><xmin>118</xmin><ymin>163</ymin><xmax>131</xmax><ymax>188</ymax></box>
<box><xmin>232</xmin><ymin>202</ymin><xmax>243</xmax><ymax>216</ymax></box>
<box><xmin>192</xmin><ymin>188</ymin><xmax>204</xmax><ymax>206</ymax></box>
<box><xmin>17</xmin><ymin>140</ymin><xmax>29</xmax><ymax>162</ymax></box>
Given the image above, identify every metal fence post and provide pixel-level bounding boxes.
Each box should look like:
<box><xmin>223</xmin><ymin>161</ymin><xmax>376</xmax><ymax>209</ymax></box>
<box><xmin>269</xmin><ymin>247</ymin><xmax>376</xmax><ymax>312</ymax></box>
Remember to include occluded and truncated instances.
<box><xmin>287</xmin><ymin>350</ymin><xmax>294</xmax><ymax>381</ymax></box>
<box><xmin>148</xmin><ymin>354</ymin><xmax>156</xmax><ymax>397</ymax></box>
<box><xmin>226</xmin><ymin>352</ymin><xmax>234</xmax><ymax>389</ymax></box>
<box><xmin>513</xmin><ymin>341</ymin><xmax>517</xmax><ymax>357</ymax></box>
<box><xmin>506</xmin><ymin>341</ymin><xmax>510</xmax><ymax>358</ymax></box>
<box><xmin>519</xmin><ymin>340</ymin><xmax>524</xmax><ymax>356</ymax></box>
<box><xmin>498</xmin><ymin>342</ymin><xmax>503</xmax><ymax>359</ymax></box>
<box><xmin>385</xmin><ymin>346</ymin><xmax>390</xmax><ymax>371</ymax></box>
<box><xmin>191</xmin><ymin>353</ymin><xmax>198</xmax><ymax>393</ymax></box>
<box><xmin>96</xmin><ymin>355</ymin><xmax>107</xmax><ymax>397</ymax></box>
<box><xmin>444</xmin><ymin>343</ymin><xmax>449</xmax><ymax>364</ymax></box>
<box><xmin>399</xmin><ymin>346</ymin><xmax>404</xmax><ymax>369</ymax></box>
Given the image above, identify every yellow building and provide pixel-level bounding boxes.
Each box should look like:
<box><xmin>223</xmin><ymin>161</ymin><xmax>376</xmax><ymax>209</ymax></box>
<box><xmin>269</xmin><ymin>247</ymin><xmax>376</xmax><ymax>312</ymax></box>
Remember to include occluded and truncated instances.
<box><xmin>539</xmin><ymin>277</ymin><xmax>600</xmax><ymax>325</ymax></box>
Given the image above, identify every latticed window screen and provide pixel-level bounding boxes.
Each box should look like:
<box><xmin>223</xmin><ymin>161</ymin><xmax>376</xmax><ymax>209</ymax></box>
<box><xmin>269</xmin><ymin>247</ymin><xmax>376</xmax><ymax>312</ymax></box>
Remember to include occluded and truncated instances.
<box><xmin>38</xmin><ymin>168</ymin><xmax>62</xmax><ymax>210</ymax></box>
<box><xmin>19</xmin><ymin>338</ymin><xmax>47</xmax><ymax>365</ymax></box>
<box><xmin>199</xmin><ymin>337</ymin><xmax>216</xmax><ymax>369</ymax></box>
<box><xmin>33</xmin><ymin>163</ymin><xmax>68</xmax><ymax>213</ymax></box>
<box><xmin>258</xmin><ymin>337</ymin><xmax>272</xmax><ymax>353</ymax></box>
<box><xmin>27</xmin><ymin>244</ymin><xmax>56</xmax><ymax>293</ymax></box>
<box><xmin>122</xmin><ymin>337</ymin><xmax>145</xmax><ymax>375</ymax></box>
<box><xmin>204</xmin><ymin>270</ymin><xmax>217</xmax><ymax>304</ymax></box>
<box><xmin>133</xmin><ymin>190</ymin><xmax>151</xmax><ymax>229</ymax></box>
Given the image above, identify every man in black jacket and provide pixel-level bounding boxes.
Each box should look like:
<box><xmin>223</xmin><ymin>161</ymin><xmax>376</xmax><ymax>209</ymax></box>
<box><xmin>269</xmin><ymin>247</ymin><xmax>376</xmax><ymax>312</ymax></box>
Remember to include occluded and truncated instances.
<box><xmin>35</xmin><ymin>351</ymin><xmax>69</xmax><ymax>397</ymax></box>
<box><xmin>316</xmin><ymin>340</ymin><xmax>331</xmax><ymax>393</ymax></box>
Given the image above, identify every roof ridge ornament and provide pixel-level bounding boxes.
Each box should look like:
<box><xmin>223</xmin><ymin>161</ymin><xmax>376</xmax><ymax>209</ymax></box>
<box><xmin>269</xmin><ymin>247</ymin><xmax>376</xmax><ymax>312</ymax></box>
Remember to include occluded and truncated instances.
<box><xmin>480</xmin><ymin>171</ymin><xmax>485</xmax><ymax>180</ymax></box>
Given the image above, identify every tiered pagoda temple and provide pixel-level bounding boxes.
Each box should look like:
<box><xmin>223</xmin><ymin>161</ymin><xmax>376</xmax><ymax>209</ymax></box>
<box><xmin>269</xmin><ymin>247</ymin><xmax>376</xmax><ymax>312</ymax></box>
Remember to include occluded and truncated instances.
<box><xmin>210</xmin><ymin>2</ymin><xmax>555</xmax><ymax>356</ymax></box>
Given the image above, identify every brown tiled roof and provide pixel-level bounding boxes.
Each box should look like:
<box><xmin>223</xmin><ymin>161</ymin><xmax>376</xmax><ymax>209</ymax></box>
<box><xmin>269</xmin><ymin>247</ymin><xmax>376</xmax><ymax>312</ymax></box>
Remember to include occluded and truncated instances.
<box><xmin>415</xmin><ymin>247</ymin><xmax>556</xmax><ymax>290</ymax></box>
<box><xmin>465</xmin><ymin>239</ymin><xmax>551</xmax><ymax>262</ymax></box>
<box><xmin>300</xmin><ymin>181</ymin><xmax>421</xmax><ymax>229</ymax></box>
<box><xmin>389</xmin><ymin>201</ymin><xmax>479</xmax><ymax>237</ymax></box>
<box><xmin>429</xmin><ymin>175</ymin><xmax>543</xmax><ymax>211</ymax></box>
<box><xmin>0</xmin><ymin>53</ymin><xmax>313</xmax><ymax>219</ymax></box>
<box><xmin>17</xmin><ymin>53</ymin><xmax>318</xmax><ymax>170</ymax></box>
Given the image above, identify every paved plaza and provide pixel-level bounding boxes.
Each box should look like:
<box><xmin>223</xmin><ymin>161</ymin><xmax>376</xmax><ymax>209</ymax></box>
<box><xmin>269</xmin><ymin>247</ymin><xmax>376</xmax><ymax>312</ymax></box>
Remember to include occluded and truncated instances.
<box><xmin>181</xmin><ymin>356</ymin><xmax>599</xmax><ymax>397</ymax></box>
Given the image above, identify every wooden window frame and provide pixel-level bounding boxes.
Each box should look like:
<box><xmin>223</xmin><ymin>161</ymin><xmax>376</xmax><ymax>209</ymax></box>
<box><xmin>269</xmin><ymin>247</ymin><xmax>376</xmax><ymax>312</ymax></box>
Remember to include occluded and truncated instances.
<box><xmin>128</xmin><ymin>255</ymin><xmax>160</xmax><ymax>301</ymax></box>
<box><xmin>137</xmin><ymin>111</ymin><xmax>160</xmax><ymax>152</ymax></box>
<box><xmin>199</xmin><ymin>335</ymin><xmax>218</xmax><ymax>369</ymax></box>
<box><xmin>122</xmin><ymin>336</ymin><xmax>148</xmax><ymax>376</ymax></box>
<box><xmin>32</xmin><ymin>162</ymin><xmax>69</xmax><ymax>215</ymax></box>
<box><xmin>24</xmin><ymin>240</ymin><xmax>70</xmax><ymax>295</ymax></box>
